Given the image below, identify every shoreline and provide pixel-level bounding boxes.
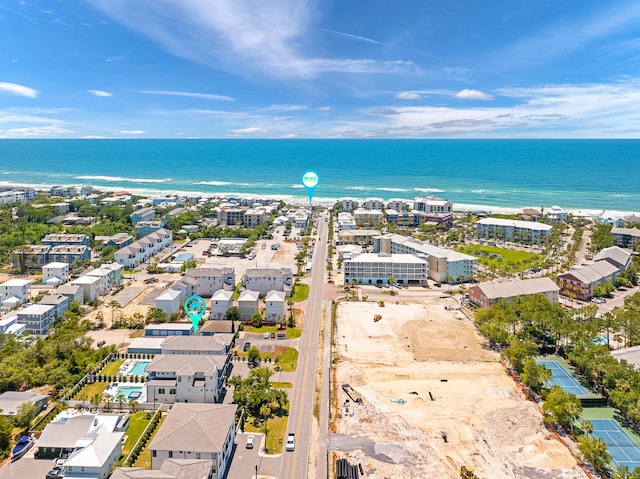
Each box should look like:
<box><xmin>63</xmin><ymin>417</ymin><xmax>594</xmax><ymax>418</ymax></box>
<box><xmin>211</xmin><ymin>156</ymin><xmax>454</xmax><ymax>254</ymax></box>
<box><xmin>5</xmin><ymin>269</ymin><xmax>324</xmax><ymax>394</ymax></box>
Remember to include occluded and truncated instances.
<box><xmin>2</xmin><ymin>180</ymin><xmax>639</xmax><ymax>219</ymax></box>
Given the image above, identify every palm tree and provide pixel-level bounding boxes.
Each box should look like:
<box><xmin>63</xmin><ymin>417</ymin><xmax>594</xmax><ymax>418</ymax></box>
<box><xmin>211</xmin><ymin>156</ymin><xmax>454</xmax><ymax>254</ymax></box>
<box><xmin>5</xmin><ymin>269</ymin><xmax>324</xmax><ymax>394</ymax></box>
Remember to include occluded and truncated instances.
<box><xmin>115</xmin><ymin>393</ymin><xmax>125</xmax><ymax>412</ymax></box>
<box><xmin>445</xmin><ymin>275</ymin><xmax>453</xmax><ymax>292</ymax></box>
<box><xmin>77</xmin><ymin>392</ymin><xmax>88</xmax><ymax>410</ymax></box>
<box><xmin>128</xmin><ymin>397</ymin><xmax>138</xmax><ymax>411</ymax></box>
<box><xmin>90</xmin><ymin>393</ymin><xmax>101</xmax><ymax>410</ymax></box>
<box><xmin>388</xmin><ymin>275</ymin><xmax>395</xmax><ymax>295</ymax></box>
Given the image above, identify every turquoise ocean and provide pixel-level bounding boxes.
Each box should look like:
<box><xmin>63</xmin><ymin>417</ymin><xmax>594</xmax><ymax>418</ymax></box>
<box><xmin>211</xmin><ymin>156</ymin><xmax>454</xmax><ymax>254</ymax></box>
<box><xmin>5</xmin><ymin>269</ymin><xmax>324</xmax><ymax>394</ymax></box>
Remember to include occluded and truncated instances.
<box><xmin>0</xmin><ymin>139</ymin><xmax>638</xmax><ymax>214</ymax></box>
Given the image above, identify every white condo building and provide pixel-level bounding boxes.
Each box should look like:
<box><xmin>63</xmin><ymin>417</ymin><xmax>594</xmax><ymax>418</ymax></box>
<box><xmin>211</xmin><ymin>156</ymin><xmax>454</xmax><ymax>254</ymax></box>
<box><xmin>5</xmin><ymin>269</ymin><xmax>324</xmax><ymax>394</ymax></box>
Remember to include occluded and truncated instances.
<box><xmin>475</xmin><ymin>218</ymin><xmax>553</xmax><ymax>244</ymax></box>
<box><xmin>344</xmin><ymin>253</ymin><xmax>428</xmax><ymax>285</ymax></box>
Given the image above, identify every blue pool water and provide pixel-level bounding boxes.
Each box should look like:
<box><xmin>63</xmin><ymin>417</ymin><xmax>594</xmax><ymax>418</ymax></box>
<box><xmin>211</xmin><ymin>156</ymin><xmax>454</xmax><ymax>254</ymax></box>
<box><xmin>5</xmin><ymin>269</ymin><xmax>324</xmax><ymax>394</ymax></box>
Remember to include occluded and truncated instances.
<box><xmin>115</xmin><ymin>386</ymin><xmax>143</xmax><ymax>400</ymax></box>
<box><xmin>129</xmin><ymin>360</ymin><xmax>151</xmax><ymax>376</ymax></box>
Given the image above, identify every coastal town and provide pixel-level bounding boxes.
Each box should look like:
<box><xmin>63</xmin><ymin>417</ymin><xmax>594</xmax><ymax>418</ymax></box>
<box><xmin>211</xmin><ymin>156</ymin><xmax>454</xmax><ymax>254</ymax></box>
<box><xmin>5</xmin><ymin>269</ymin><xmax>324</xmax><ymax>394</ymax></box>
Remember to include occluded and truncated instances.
<box><xmin>0</xmin><ymin>183</ymin><xmax>639</xmax><ymax>479</ymax></box>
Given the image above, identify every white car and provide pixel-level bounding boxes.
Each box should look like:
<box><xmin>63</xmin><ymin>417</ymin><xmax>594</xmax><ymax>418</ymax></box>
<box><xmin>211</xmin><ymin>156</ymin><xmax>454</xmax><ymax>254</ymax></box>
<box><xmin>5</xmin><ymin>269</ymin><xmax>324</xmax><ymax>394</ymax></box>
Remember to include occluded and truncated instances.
<box><xmin>263</xmin><ymin>332</ymin><xmax>270</xmax><ymax>339</ymax></box>
<box><xmin>286</xmin><ymin>433</ymin><xmax>295</xmax><ymax>451</ymax></box>
<box><xmin>246</xmin><ymin>434</ymin><xmax>255</xmax><ymax>449</ymax></box>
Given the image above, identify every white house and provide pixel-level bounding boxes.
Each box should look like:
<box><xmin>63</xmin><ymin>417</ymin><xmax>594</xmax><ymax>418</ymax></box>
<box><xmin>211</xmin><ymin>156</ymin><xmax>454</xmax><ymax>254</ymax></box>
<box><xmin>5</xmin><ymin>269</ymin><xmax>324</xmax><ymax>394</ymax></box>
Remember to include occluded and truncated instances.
<box><xmin>145</xmin><ymin>354</ymin><xmax>227</xmax><ymax>404</ymax></box>
<box><xmin>353</xmin><ymin>208</ymin><xmax>384</xmax><ymax>226</ymax></box>
<box><xmin>16</xmin><ymin>304</ymin><xmax>55</xmax><ymax>335</ymax></box>
<box><xmin>0</xmin><ymin>278</ymin><xmax>32</xmax><ymax>305</ymax></box>
<box><xmin>337</xmin><ymin>212</ymin><xmax>357</xmax><ymax>231</ymax></box>
<box><xmin>184</xmin><ymin>267</ymin><xmax>236</xmax><ymax>297</ymax></box>
<box><xmin>85</xmin><ymin>268</ymin><xmax>113</xmax><ymax>296</ymax></box>
<box><xmin>386</xmin><ymin>198</ymin><xmax>409</xmax><ymax>211</ymax></box>
<box><xmin>42</xmin><ymin>262</ymin><xmax>70</xmax><ymax>285</ymax></box>
<box><xmin>0</xmin><ymin>316</ymin><xmax>25</xmax><ymax>336</ymax></box>
<box><xmin>148</xmin><ymin>403</ymin><xmax>237</xmax><ymax>479</ymax></box>
<box><xmin>155</xmin><ymin>290</ymin><xmax>182</xmax><ymax>316</ymax></box>
<box><xmin>413</xmin><ymin>195</ymin><xmax>453</xmax><ymax>214</ymax></box>
<box><xmin>237</xmin><ymin>290</ymin><xmax>260</xmax><ymax>320</ymax></box>
<box><xmin>242</xmin><ymin>268</ymin><xmax>293</xmax><ymax>296</ymax></box>
<box><xmin>114</xmin><ymin>228</ymin><xmax>173</xmax><ymax>268</ymax></box>
<box><xmin>265</xmin><ymin>290</ymin><xmax>286</xmax><ymax>322</ymax></box>
<box><xmin>210</xmin><ymin>289</ymin><xmax>234</xmax><ymax>320</ymax></box>
<box><xmin>337</xmin><ymin>198</ymin><xmax>358</xmax><ymax>211</ymax></box>
<box><xmin>63</xmin><ymin>428</ymin><xmax>123</xmax><ymax>479</ymax></box>
<box><xmin>70</xmin><ymin>275</ymin><xmax>101</xmax><ymax>302</ymax></box>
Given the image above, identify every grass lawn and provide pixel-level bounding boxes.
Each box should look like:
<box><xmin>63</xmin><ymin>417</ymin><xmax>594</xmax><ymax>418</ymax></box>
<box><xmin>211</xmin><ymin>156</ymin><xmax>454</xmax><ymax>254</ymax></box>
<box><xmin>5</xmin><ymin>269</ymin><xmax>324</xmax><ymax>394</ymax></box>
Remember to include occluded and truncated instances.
<box><xmin>122</xmin><ymin>411</ymin><xmax>153</xmax><ymax>456</ymax></box>
<box><xmin>271</xmin><ymin>382</ymin><xmax>292</xmax><ymax>389</ymax></box>
<box><xmin>73</xmin><ymin>382</ymin><xmax>108</xmax><ymax>401</ymax></box>
<box><xmin>100</xmin><ymin>359</ymin><xmax>124</xmax><ymax>376</ymax></box>
<box><xmin>245</xmin><ymin>415</ymin><xmax>289</xmax><ymax>454</ymax></box>
<box><xmin>292</xmin><ymin>282</ymin><xmax>310</xmax><ymax>302</ymax></box>
<box><xmin>287</xmin><ymin>327</ymin><xmax>302</xmax><ymax>338</ymax></box>
<box><xmin>275</xmin><ymin>346</ymin><xmax>298</xmax><ymax>372</ymax></box>
<box><xmin>243</xmin><ymin>325</ymin><xmax>280</xmax><ymax>334</ymax></box>
<box><xmin>457</xmin><ymin>245</ymin><xmax>543</xmax><ymax>272</ymax></box>
<box><xmin>132</xmin><ymin>415</ymin><xmax>166</xmax><ymax>469</ymax></box>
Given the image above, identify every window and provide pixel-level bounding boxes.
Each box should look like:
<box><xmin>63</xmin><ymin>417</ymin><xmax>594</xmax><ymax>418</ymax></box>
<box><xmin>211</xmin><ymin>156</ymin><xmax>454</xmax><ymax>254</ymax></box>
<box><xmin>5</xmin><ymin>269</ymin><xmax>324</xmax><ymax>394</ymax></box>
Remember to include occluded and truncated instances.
<box><xmin>196</xmin><ymin>452</ymin><xmax>201</xmax><ymax>459</ymax></box>
<box><xmin>168</xmin><ymin>451</ymin><xmax>173</xmax><ymax>458</ymax></box>
<box><xmin>152</xmin><ymin>451</ymin><xmax>156</xmax><ymax>457</ymax></box>
<box><xmin>170</xmin><ymin>388</ymin><xmax>176</xmax><ymax>395</ymax></box>
<box><xmin>158</xmin><ymin>388</ymin><xmax>165</xmax><ymax>394</ymax></box>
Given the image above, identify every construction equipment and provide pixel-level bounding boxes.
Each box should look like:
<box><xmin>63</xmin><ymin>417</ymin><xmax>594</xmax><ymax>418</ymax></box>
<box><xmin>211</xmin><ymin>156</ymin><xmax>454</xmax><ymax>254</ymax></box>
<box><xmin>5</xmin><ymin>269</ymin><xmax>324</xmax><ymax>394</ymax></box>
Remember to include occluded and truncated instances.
<box><xmin>460</xmin><ymin>465</ymin><xmax>477</xmax><ymax>478</ymax></box>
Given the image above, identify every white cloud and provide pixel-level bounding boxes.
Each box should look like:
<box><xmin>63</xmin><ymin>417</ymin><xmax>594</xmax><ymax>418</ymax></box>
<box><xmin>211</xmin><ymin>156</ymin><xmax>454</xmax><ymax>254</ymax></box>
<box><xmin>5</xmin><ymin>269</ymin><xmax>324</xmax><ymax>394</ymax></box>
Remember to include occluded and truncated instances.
<box><xmin>116</xmin><ymin>130</ymin><xmax>147</xmax><ymax>135</ymax></box>
<box><xmin>316</xmin><ymin>106</ymin><xmax>332</xmax><ymax>111</ymax></box>
<box><xmin>396</xmin><ymin>91</ymin><xmax>421</xmax><ymax>100</ymax></box>
<box><xmin>88</xmin><ymin>1</ymin><xmax>421</xmax><ymax>80</ymax></box>
<box><xmin>88</xmin><ymin>89</ymin><xmax>112</xmax><ymax>97</ymax></box>
<box><xmin>279</xmin><ymin>133</ymin><xmax>298</xmax><ymax>138</ymax></box>
<box><xmin>0</xmin><ymin>82</ymin><xmax>38</xmax><ymax>98</ymax></box>
<box><xmin>0</xmin><ymin>126</ymin><xmax>73</xmax><ymax>138</ymax></box>
<box><xmin>454</xmin><ymin>89</ymin><xmax>493</xmax><ymax>100</ymax></box>
<box><xmin>83</xmin><ymin>135</ymin><xmax>106</xmax><ymax>139</ymax></box>
<box><xmin>139</xmin><ymin>90</ymin><xmax>235</xmax><ymax>102</ymax></box>
<box><xmin>323</xmin><ymin>29</ymin><xmax>385</xmax><ymax>45</ymax></box>
<box><xmin>228</xmin><ymin>127</ymin><xmax>267</xmax><ymax>135</ymax></box>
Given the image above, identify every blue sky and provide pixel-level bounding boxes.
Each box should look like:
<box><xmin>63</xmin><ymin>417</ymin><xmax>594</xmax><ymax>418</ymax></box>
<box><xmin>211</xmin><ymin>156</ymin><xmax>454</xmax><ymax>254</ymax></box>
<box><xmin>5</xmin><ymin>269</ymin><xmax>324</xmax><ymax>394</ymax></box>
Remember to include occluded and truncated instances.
<box><xmin>2</xmin><ymin>0</ymin><xmax>640</xmax><ymax>138</ymax></box>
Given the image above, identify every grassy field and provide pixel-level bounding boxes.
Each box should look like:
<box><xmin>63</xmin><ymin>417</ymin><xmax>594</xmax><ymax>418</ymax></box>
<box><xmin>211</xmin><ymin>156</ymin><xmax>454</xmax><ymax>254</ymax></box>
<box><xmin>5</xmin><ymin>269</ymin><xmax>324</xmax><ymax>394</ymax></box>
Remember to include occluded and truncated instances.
<box><xmin>245</xmin><ymin>415</ymin><xmax>289</xmax><ymax>453</ymax></box>
<box><xmin>73</xmin><ymin>382</ymin><xmax>108</xmax><ymax>401</ymax></box>
<box><xmin>132</xmin><ymin>415</ymin><xmax>166</xmax><ymax>469</ymax></box>
<box><xmin>100</xmin><ymin>359</ymin><xmax>124</xmax><ymax>376</ymax></box>
<box><xmin>457</xmin><ymin>245</ymin><xmax>543</xmax><ymax>272</ymax></box>
<box><xmin>122</xmin><ymin>411</ymin><xmax>153</xmax><ymax>456</ymax></box>
<box><xmin>271</xmin><ymin>382</ymin><xmax>293</xmax><ymax>389</ymax></box>
<box><xmin>292</xmin><ymin>282</ymin><xmax>310</xmax><ymax>302</ymax></box>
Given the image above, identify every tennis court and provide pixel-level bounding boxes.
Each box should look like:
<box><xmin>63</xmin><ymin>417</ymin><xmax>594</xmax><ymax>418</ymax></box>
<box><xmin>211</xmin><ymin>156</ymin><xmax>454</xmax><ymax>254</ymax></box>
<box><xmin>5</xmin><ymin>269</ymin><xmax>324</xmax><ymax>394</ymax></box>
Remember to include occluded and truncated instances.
<box><xmin>590</xmin><ymin>419</ymin><xmax>640</xmax><ymax>469</ymax></box>
<box><xmin>537</xmin><ymin>359</ymin><xmax>589</xmax><ymax>396</ymax></box>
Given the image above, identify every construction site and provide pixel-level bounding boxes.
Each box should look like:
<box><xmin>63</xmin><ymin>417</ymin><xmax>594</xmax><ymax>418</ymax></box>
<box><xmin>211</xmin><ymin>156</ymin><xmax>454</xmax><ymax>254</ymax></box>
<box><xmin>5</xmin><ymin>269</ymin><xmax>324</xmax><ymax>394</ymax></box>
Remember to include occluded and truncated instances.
<box><xmin>331</xmin><ymin>296</ymin><xmax>589</xmax><ymax>479</ymax></box>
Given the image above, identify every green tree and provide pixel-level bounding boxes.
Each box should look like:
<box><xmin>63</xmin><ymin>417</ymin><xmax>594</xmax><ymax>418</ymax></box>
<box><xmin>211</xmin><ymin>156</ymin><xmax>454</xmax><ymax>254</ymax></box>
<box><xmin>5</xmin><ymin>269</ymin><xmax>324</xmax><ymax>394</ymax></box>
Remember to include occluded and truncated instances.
<box><xmin>520</xmin><ymin>358</ymin><xmax>551</xmax><ymax>392</ymax></box>
<box><xmin>14</xmin><ymin>402</ymin><xmax>37</xmax><ymax>429</ymax></box>
<box><xmin>251</xmin><ymin>312</ymin><xmax>263</xmax><ymax>327</ymax></box>
<box><xmin>225</xmin><ymin>306</ymin><xmax>241</xmax><ymax>322</ymax></box>
<box><xmin>0</xmin><ymin>415</ymin><xmax>12</xmax><ymax>455</ymax></box>
<box><xmin>504</xmin><ymin>338</ymin><xmax>538</xmax><ymax>373</ymax></box>
<box><xmin>578</xmin><ymin>435</ymin><xmax>611</xmax><ymax>473</ymax></box>
<box><xmin>542</xmin><ymin>385</ymin><xmax>582</xmax><ymax>431</ymax></box>
<box><xmin>247</xmin><ymin>346</ymin><xmax>261</xmax><ymax>364</ymax></box>
<box><xmin>146</xmin><ymin>307</ymin><xmax>167</xmax><ymax>323</ymax></box>
<box><xmin>116</xmin><ymin>393</ymin><xmax>125</xmax><ymax>412</ymax></box>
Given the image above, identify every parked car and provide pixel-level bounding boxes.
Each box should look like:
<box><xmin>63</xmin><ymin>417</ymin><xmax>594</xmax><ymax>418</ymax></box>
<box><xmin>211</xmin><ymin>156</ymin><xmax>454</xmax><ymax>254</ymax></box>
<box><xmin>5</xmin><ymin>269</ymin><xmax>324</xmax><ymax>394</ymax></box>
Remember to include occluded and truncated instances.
<box><xmin>246</xmin><ymin>434</ymin><xmax>255</xmax><ymax>449</ymax></box>
<box><xmin>46</xmin><ymin>468</ymin><xmax>64</xmax><ymax>479</ymax></box>
<box><xmin>263</xmin><ymin>332</ymin><xmax>270</xmax><ymax>339</ymax></box>
<box><xmin>243</xmin><ymin>342</ymin><xmax>251</xmax><ymax>352</ymax></box>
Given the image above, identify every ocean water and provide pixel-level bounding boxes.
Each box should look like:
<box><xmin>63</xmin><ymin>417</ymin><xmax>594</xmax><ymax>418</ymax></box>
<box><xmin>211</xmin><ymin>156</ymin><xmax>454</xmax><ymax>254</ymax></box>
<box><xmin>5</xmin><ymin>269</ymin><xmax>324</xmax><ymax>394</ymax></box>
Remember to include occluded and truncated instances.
<box><xmin>0</xmin><ymin>139</ymin><xmax>638</xmax><ymax>214</ymax></box>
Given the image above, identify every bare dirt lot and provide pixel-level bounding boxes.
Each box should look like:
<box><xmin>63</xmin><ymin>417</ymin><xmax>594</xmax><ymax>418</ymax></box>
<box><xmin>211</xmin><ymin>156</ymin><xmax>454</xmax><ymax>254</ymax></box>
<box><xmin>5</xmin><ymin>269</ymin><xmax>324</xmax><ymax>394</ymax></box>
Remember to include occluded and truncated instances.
<box><xmin>332</xmin><ymin>298</ymin><xmax>588</xmax><ymax>479</ymax></box>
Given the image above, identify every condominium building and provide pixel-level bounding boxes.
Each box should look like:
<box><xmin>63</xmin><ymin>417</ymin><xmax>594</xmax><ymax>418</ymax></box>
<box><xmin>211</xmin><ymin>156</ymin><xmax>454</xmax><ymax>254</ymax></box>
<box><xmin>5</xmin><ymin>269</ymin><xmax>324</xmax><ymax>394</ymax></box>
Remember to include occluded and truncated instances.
<box><xmin>344</xmin><ymin>253</ymin><xmax>428</xmax><ymax>286</ymax></box>
<box><xmin>336</xmin><ymin>198</ymin><xmax>358</xmax><ymax>212</ymax></box>
<box><xmin>362</xmin><ymin>197</ymin><xmax>384</xmax><ymax>210</ymax></box>
<box><xmin>475</xmin><ymin>218</ymin><xmax>553</xmax><ymax>244</ymax></box>
<box><xmin>413</xmin><ymin>195</ymin><xmax>453</xmax><ymax>214</ymax></box>
<box><xmin>184</xmin><ymin>267</ymin><xmax>235</xmax><ymax>297</ymax></box>
<box><xmin>114</xmin><ymin>229</ymin><xmax>173</xmax><ymax>268</ymax></box>
<box><xmin>469</xmin><ymin>277</ymin><xmax>560</xmax><ymax>308</ymax></box>
<box><xmin>611</xmin><ymin>227</ymin><xmax>640</xmax><ymax>250</ymax></box>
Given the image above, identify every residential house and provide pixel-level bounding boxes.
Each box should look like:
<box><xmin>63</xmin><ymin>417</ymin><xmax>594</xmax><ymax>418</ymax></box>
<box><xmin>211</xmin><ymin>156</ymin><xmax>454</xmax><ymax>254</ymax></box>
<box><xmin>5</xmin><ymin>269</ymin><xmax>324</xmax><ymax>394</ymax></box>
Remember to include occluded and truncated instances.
<box><xmin>336</xmin><ymin>198</ymin><xmax>358</xmax><ymax>211</ymax></box>
<box><xmin>363</xmin><ymin>197</ymin><xmax>384</xmax><ymax>210</ymax></box>
<box><xmin>145</xmin><ymin>354</ymin><xmax>228</xmax><ymax>404</ymax></box>
<box><xmin>0</xmin><ymin>391</ymin><xmax>48</xmax><ymax>416</ymax></box>
<box><xmin>243</xmin><ymin>208</ymin><xmax>267</xmax><ymax>228</ymax></box>
<box><xmin>264</xmin><ymin>290</ymin><xmax>286</xmax><ymax>322</ymax></box>
<box><xmin>111</xmin><ymin>459</ymin><xmax>215</xmax><ymax>479</ymax></box>
<box><xmin>593</xmin><ymin>246</ymin><xmax>632</xmax><ymax>271</ymax></box>
<box><xmin>155</xmin><ymin>290</ymin><xmax>182</xmax><ymax>316</ymax></box>
<box><xmin>145</xmin><ymin>323</ymin><xmax>193</xmax><ymax>337</ymax></box>
<box><xmin>385</xmin><ymin>209</ymin><xmax>418</xmax><ymax>226</ymax></box>
<box><xmin>97</xmin><ymin>233</ymin><xmax>133</xmax><ymax>249</ymax></box>
<box><xmin>56</xmin><ymin>283</ymin><xmax>84</xmax><ymax>304</ymax></box>
<box><xmin>70</xmin><ymin>275</ymin><xmax>101</xmax><ymax>302</ymax></box>
<box><xmin>48</xmin><ymin>245</ymin><xmax>91</xmax><ymax>263</ymax></box>
<box><xmin>337</xmin><ymin>229</ymin><xmax>382</xmax><ymax>246</ymax></box>
<box><xmin>42</xmin><ymin>233</ymin><xmax>90</xmax><ymax>247</ymax></box>
<box><xmin>353</xmin><ymin>208</ymin><xmax>384</xmax><ymax>227</ymax></box>
<box><xmin>42</xmin><ymin>262</ymin><xmax>70</xmax><ymax>286</ymax></box>
<box><xmin>12</xmin><ymin>245</ymin><xmax>50</xmax><ymax>269</ymax></box>
<box><xmin>237</xmin><ymin>290</ymin><xmax>260</xmax><ymax>320</ymax></box>
<box><xmin>161</xmin><ymin>335</ymin><xmax>232</xmax><ymax>356</ymax></box>
<box><xmin>171</xmin><ymin>277</ymin><xmax>198</xmax><ymax>303</ymax></box>
<box><xmin>85</xmin><ymin>268</ymin><xmax>113</xmax><ymax>295</ymax></box>
<box><xmin>0</xmin><ymin>278</ymin><xmax>32</xmax><ymax>305</ymax></box>
<box><xmin>343</xmin><ymin>253</ymin><xmax>428</xmax><ymax>286</ymax></box>
<box><xmin>557</xmin><ymin>261</ymin><xmax>621</xmax><ymax>300</ymax></box>
<box><xmin>210</xmin><ymin>289</ymin><xmax>233</xmax><ymax>320</ymax></box>
<box><xmin>545</xmin><ymin>205</ymin><xmax>569</xmax><ymax>223</ymax></box>
<box><xmin>0</xmin><ymin>316</ymin><xmax>25</xmax><ymax>336</ymax></box>
<box><xmin>242</xmin><ymin>268</ymin><xmax>293</xmax><ymax>296</ymax></box>
<box><xmin>39</xmin><ymin>294</ymin><xmax>69</xmax><ymax>318</ymax></box>
<box><xmin>337</xmin><ymin>212</ymin><xmax>357</xmax><ymax>231</ymax></box>
<box><xmin>413</xmin><ymin>195</ymin><xmax>453</xmax><ymax>214</ymax></box>
<box><xmin>17</xmin><ymin>304</ymin><xmax>55</xmax><ymax>335</ymax></box>
<box><xmin>184</xmin><ymin>267</ymin><xmax>235</xmax><ymax>297</ymax></box>
<box><xmin>130</xmin><ymin>207</ymin><xmax>156</xmax><ymax>224</ymax></box>
<box><xmin>386</xmin><ymin>198</ymin><xmax>409</xmax><ymax>211</ymax></box>
<box><xmin>199</xmin><ymin>321</ymin><xmax>234</xmax><ymax>336</ymax></box>
<box><xmin>468</xmin><ymin>277</ymin><xmax>560</xmax><ymax>308</ymax></box>
<box><xmin>148</xmin><ymin>403</ymin><xmax>236</xmax><ymax>478</ymax></box>
<box><xmin>475</xmin><ymin>217</ymin><xmax>553</xmax><ymax>244</ymax></box>
<box><xmin>611</xmin><ymin>227</ymin><xmax>640</xmax><ymax>250</ymax></box>
<box><xmin>522</xmin><ymin>208</ymin><xmax>542</xmax><ymax>221</ymax></box>
<box><xmin>114</xmin><ymin>229</ymin><xmax>173</xmax><ymax>268</ymax></box>
<box><xmin>134</xmin><ymin>220</ymin><xmax>164</xmax><ymax>239</ymax></box>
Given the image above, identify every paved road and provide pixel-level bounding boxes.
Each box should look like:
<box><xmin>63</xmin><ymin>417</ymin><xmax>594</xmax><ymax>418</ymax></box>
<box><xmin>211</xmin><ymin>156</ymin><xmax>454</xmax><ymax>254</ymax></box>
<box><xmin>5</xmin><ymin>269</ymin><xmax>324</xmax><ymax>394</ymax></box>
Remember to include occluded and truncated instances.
<box><xmin>278</xmin><ymin>213</ymin><xmax>328</xmax><ymax>479</ymax></box>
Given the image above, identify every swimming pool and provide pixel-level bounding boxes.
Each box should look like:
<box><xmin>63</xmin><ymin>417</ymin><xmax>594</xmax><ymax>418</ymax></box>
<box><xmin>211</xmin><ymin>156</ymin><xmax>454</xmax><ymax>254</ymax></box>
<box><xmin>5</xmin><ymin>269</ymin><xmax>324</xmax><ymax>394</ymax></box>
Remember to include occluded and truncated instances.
<box><xmin>114</xmin><ymin>385</ymin><xmax>144</xmax><ymax>400</ymax></box>
<box><xmin>129</xmin><ymin>360</ymin><xmax>151</xmax><ymax>376</ymax></box>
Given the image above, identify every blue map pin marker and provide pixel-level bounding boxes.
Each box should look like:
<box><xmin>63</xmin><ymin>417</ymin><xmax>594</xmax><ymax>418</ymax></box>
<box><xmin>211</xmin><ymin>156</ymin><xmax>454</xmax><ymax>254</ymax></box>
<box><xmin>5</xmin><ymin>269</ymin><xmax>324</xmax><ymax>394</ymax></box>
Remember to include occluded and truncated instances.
<box><xmin>184</xmin><ymin>295</ymin><xmax>206</xmax><ymax>334</ymax></box>
<box><xmin>301</xmin><ymin>170</ymin><xmax>320</xmax><ymax>205</ymax></box>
